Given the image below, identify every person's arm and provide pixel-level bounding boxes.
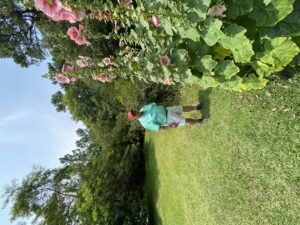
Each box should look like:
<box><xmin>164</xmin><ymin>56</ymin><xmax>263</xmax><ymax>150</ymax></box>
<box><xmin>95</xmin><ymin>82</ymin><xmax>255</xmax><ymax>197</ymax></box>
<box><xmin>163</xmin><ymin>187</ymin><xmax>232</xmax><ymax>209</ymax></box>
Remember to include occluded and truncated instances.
<box><xmin>157</xmin><ymin>102</ymin><xmax>174</xmax><ymax>107</ymax></box>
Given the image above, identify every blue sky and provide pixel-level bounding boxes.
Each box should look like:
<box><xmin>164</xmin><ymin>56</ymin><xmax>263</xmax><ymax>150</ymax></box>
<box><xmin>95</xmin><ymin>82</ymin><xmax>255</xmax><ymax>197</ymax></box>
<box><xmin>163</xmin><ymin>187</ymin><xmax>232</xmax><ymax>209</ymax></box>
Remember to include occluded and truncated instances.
<box><xmin>0</xmin><ymin>59</ymin><xmax>83</xmax><ymax>225</ymax></box>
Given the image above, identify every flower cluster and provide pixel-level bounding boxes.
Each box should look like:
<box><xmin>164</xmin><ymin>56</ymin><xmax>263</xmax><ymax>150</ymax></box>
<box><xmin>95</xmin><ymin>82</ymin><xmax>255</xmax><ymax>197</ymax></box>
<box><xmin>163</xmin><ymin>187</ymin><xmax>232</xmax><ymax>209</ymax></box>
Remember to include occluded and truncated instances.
<box><xmin>34</xmin><ymin>0</ymin><xmax>85</xmax><ymax>23</ymax></box>
<box><xmin>67</xmin><ymin>25</ymin><xmax>91</xmax><ymax>46</ymax></box>
<box><xmin>92</xmin><ymin>74</ymin><xmax>113</xmax><ymax>83</ymax></box>
<box><xmin>55</xmin><ymin>63</ymin><xmax>80</xmax><ymax>84</ymax></box>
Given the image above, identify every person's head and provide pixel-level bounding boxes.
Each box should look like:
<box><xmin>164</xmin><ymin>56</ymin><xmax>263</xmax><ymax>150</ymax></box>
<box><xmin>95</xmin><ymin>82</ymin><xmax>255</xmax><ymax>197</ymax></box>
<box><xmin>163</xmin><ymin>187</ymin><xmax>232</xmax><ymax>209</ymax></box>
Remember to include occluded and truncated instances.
<box><xmin>128</xmin><ymin>110</ymin><xmax>141</xmax><ymax>121</ymax></box>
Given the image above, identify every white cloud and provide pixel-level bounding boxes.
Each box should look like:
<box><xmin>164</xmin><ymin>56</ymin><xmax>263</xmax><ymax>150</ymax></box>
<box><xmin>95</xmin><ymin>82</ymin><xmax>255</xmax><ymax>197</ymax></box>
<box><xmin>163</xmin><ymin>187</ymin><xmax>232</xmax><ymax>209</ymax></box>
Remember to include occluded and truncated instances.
<box><xmin>0</xmin><ymin>110</ymin><xmax>32</xmax><ymax>127</ymax></box>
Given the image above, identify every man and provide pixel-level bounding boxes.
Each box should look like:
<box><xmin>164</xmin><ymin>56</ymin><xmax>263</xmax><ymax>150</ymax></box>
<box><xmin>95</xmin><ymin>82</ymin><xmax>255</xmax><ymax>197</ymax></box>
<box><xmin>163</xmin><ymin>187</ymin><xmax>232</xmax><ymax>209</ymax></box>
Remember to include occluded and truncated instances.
<box><xmin>127</xmin><ymin>102</ymin><xmax>207</xmax><ymax>131</ymax></box>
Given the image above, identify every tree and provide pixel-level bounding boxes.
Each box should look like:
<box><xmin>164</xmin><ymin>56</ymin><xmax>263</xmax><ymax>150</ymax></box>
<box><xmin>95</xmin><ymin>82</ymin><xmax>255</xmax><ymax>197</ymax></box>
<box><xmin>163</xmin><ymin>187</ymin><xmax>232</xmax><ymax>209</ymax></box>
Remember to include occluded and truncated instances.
<box><xmin>3</xmin><ymin>166</ymin><xmax>79</xmax><ymax>225</ymax></box>
<box><xmin>0</xmin><ymin>0</ymin><xmax>45</xmax><ymax>67</ymax></box>
<box><xmin>51</xmin><ymin>91</ymin><xmax>66</xmax><ymax>112</ymax></box>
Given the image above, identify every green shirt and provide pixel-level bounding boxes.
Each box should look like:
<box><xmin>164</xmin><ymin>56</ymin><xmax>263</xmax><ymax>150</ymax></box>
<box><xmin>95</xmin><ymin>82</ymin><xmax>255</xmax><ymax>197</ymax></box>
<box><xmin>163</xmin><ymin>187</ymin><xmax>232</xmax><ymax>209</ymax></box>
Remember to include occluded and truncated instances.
<box><xmin>138</xmin><ymin>103</ymin><xmax>167</xmax><ymax>131</ymax></box>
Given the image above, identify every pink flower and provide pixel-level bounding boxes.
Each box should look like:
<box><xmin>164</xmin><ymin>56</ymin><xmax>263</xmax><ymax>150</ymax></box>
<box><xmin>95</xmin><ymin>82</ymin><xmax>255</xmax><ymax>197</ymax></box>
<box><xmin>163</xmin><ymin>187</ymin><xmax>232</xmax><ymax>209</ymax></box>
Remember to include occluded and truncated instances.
<box><xmin>102</xmin><ymin>57</ymin><xmax>111</xmax><ymax>66</ymax></box>
<box><xmin>92</xmin><ymin>74</ymin><xmax>113</xmax><ymax>83</ymax></box>
<box><xmin>76</xmin><ymin>56</ymin><xmax>93</xmax><ymax>68</ymax></box>
<box><xmin>34</xmin><ymin>0</ymin><xmax>85</xmax><ymax>23</ymax></box>
<box><xmin>160</xmin><ymin>55</ymin><xmax>171</xmax><ymax>66</ymax></box>
<box><xmin>163</xmin><ymin>77</ymin><xmax>174</xmax><ymax>85</ymax></box>
<box><xmin>70</xmin><ymin>76</ymin><xmax>79</xmax><ymax>82</ymax></box>
<box><xmin>67</xmin><ymin>27</ymin><xmax>80</xmax><ymax>40</ymax></box>
<box><xmin>123</xmin><ymin>2</ymin><xmax>133</xmax><ymax>10</ymax></box>
<box><xmin>207</xmin><ymin>3</ymin><xmax>227</xmax><ymax>17</ymax></box>
<box><xmin>148</xmin><ymin>16</ymin><xmax>160</xmax><ymax>27</ymax></box>
<box><xmin>34</xmin><ymin>0</ymin><xmax>62</xmax><ymax>17</ymax></box>
<box><xmin>67</xmin><ymin>26</ymin><xmax>91</xmax><ymax>46</ymax></box>
<box><xmin>91</xmin><ymin>10</ymin><xmax>103</xmax><ymax>21</ymax></box>
<box><xmin>104</xmin><ymin>10</ymin><xmax>112</xmax><ymax>21</ymax></box>
<box><xmin>62</xmin><ymin>64</ymin><xmax>75</xmax><ymax>73</ymax></box>
<box><xmin>55</xmin><ymin>74</ymin><xmax>71</xmax><ymax>84</ymax></box>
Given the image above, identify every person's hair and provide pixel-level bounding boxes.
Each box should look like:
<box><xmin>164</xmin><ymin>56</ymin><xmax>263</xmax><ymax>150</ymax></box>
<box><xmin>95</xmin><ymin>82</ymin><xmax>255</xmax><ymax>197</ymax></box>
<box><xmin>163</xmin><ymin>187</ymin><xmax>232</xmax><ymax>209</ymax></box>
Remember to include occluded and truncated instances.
<box><xmin>130</xmin><ymin>110</ymin><xmax>136</xmax><ymax>116</ymax></box>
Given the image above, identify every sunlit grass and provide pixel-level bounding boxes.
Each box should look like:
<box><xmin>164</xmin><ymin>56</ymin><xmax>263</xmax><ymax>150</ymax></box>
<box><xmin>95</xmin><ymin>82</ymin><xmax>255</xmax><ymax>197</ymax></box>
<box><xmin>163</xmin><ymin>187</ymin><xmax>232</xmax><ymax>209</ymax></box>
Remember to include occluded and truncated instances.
<box><xmin>145</xmin><ymin>69</ymin><xmax>300</xmax><ymax>225</ymax></box>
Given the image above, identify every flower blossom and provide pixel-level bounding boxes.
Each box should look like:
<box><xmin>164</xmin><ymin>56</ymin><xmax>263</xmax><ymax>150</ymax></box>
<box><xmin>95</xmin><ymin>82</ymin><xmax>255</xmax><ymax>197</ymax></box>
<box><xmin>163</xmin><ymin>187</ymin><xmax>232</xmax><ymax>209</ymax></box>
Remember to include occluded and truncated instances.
<box><xmin>148</xmin><ymin>16</ymin><xmax>160</xmax><ymax>27</ymax></box>
<box><xmin>34</xmin><ymin>0</ymin><xmax>85</xmax><ymax>23</ymax></box>
<box><xmin>55</xmin><ymin>74</ymin><xmax>71</xmax><ymax>84</ymax></box>
<box><xmin>91</xmin><ymin>10</ymin><xmax>103</xmax><ymax>21</ymax></box>
<box><xmin>102</xmin><ymin>57</ymin><xmax>111</xmax><ymax>66</ymax></box>
<box><xmin>62</xmin><ymin>64</ymin><xmax>75</xmax><ymax>73</ymax></box>
<box><xmin>207</xmin><ymin>3</ymin><xmax>226</xmax><ymax>17</ymax></box>
<box><xmin>76</xmin><ymin>56</ymin><xmax>93</xmax><ymax>68</ymax></box>
<box><xmin>67</xmin><ymin>26</ymin><xmax>91</xmax><ymax>46</ymax></box>
<box><xmin>92</xmin><ymin>74</ymin><xmax>113</xmax><ymax>83</ymax></box>
<box><xmin>163</xmin><ymin>77</ymin><xmax>174</xmax><ymax>85</ymax></box>
<box><xmin>160</xmin><ymin>55</ymin><xmax>171</xmax><ymax>66</ymax></box>
<box><xmin>123</xmin><ymin>2</ymin><xmax>133</xmax><ymax>10</ymax></box>
<box><xmin>70</xmin><ymin>76</ymin><xmax>79</xmax><ymax>82</ymax></box>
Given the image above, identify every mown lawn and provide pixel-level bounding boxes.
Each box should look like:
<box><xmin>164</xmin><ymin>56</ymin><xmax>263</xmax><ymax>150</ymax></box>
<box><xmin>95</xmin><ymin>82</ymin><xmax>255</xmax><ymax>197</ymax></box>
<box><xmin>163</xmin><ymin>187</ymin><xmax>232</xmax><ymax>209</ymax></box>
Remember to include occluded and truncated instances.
<box><xmin>144</xmin><ymin>69</ymin><xmax>300</xmax><ymax>225</ymax></box>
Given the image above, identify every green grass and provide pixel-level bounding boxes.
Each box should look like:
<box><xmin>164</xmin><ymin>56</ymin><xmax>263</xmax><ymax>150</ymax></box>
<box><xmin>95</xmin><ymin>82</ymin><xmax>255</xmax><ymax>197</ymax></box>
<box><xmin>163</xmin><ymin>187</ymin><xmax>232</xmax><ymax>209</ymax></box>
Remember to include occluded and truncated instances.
<box><xmin>144</xmin><ymin>69</ymin><xmax>300</xmax><ymax>225</ymax></box>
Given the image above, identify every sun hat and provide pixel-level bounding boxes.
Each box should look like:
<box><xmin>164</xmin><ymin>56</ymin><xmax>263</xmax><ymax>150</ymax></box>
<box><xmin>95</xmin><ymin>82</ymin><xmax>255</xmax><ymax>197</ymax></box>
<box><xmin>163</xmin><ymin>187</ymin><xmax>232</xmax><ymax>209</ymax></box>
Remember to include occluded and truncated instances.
<box><xmin>127</xmin><ymin>111</ymin><xmax>135</xmax><ymax>121</ymax></box>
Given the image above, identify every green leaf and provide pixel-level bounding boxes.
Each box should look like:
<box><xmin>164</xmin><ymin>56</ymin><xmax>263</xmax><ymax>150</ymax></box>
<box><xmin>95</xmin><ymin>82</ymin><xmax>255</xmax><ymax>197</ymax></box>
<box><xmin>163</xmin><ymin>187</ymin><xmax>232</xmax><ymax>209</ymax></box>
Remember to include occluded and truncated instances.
<box><xmin>182</xmin><ymin>68</ymin><xmax>200</xmax><ymax>84</ymax></box>
<box><xmin>161</xmin><ymin>66</ymin><xmax>171</xmax><ymax>78</ymax></box>
<box><xmin>146</xmin><ymin>61</ymin><xmax>154</xmax><ymax>71</ymax></box>
<box><xmin>226</xmin><ymin>0</ymin><xmax>253</xmax><ymax>19</ymax></box>
<box><xmin>219</xmin><ymin>24</ymin><xmax>254</xmax><ymax>63</ymax></box>
<box><xmin>172</xmin><ymin>49</ymin><xmax>188</xmax><ymax>67</ymax></box>
<box><xmin>263</xmin><ymin>0</ymin><xmax>272</xmax><ymax>5</ymax></box>
<box><xmin>161</xmin><ymin>18</ymin><xmax>173</xmax><ymax>36</ymax></box>
<box><xmin>215</xmin><ymin>60</ymin><xmax>240</xmax><ymax>79</ymax></box>
<box><xmin>239</xmin><ymin>74</ymin><xmax>268</xmax><ymax>90</ymax></box>
<box><xmin>178</xmin><ymin>26</ymin><xmax>200</xmax><ymax>41</ymax></box>
<box><xmin>195</xmin><ymin>55</ymin><xmax>217</xmax><ymax>74</ymax></box>
<box><xmin>186</xmin><ymin>0</ymin><xmax>211</xmax><ymax>23</ymax></box>
<box><xmin>212</xmin><ymin>43</ymin><xmax>232</xmax><ymax>60</ymax></box>
<box><xmin>201</xmin><ymin>17</ymin><xmax>224</xmax><ymax>46</ymax></box>
<box><xmin>219</xmin><ymin>76</ymin><xmax>243</xmax><ymax>91</ymax></box>
<box><xmin>198</xmin><ymin>75</ymin><xmax>218</xmax><ymax>88</ymax></box>
<box><xmin>252</xmin><ymin>37</ymin><xmax>299</xmax><ymax>76</ymax></box>
<box><xmin>260</xmin><ymin>2</ymin><xmax>300</xmax><ymax>38</ymax></box>
<box><xmin>249</xmin><ymin>0</ymin><xmax>295</xmax><ymax>27</ymax></box>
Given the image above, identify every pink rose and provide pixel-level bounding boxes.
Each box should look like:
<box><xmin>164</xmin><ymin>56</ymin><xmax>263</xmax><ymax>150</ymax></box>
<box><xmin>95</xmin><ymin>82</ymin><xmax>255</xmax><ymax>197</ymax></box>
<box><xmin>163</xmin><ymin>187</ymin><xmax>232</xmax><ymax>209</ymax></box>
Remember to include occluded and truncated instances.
<box><xmin>160</xmin><ymin>55</ymin><xmax>171</xmax><ymax>66</ymax></box>
<box><xmin>62</xmin><ymin>64</ymin><xmax>75</xmax><ymax>73</ymax></box>
<box><xmin>55</xmin><ymin>74</ymin><xmax>71</xmax><ymax>84</ymax></box>
<box><xmin>102</xmin><ymin>57</ymin><xmax>111</xmax><ymax>66</ymax></box>
<box><xmin>148</xmin><ymin>16</ymin><xmax>160</xmax><ymax>27</ymax></box>
<box><xmin>163</xmin><ymin>77</ymin><xmax>174</xmax><ymax>85</ymax></box>
<box><xmin>207</xmin><ymin>3</ymin><xmax>226</xmax><ymax>17</ymax></box>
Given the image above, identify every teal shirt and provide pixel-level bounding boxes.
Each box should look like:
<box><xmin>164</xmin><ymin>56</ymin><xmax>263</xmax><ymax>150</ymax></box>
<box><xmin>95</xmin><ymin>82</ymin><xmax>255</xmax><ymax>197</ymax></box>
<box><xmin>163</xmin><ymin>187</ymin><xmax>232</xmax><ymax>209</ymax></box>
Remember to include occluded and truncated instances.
<box><xmin>138</xmin><ymin>103</ymin><xmax>167</xmax><ymax>131</ymax></box>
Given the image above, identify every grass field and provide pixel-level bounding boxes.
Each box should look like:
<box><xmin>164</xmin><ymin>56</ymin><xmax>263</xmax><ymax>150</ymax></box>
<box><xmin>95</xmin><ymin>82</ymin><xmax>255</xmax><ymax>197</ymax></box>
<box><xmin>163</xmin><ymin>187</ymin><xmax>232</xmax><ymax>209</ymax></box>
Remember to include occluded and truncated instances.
<box><xmin>144</xmin><ymin>69</ymin><xmax>300</xmax><ymax>225</ymax></box>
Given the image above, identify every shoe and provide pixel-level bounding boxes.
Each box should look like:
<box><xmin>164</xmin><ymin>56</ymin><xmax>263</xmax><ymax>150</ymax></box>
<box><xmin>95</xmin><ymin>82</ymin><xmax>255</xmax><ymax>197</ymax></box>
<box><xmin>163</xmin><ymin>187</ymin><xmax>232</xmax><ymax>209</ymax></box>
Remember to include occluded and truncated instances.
<box><xmin>197</xmin><ymin>101</ymin><xmax>205</xmax><ymax>110</ymax></box>
<box><xmin>199</xmin><ymin>118</ymin><xmax>207</xmax><ymax>125</ymax></box>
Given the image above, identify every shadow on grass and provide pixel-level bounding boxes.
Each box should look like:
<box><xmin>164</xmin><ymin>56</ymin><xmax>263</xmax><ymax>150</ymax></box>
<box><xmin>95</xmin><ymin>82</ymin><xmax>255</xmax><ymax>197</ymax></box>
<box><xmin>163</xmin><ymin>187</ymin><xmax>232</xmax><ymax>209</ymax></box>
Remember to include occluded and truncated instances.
<box><xmin>144</xmin><ymin>139</ymin><xmax>162</xmax><ymax>225</ymax></box>
<box><xmin>198</xmin><ymin>88</ymin><xmax>212</xmax><ymax>119</ymax></box>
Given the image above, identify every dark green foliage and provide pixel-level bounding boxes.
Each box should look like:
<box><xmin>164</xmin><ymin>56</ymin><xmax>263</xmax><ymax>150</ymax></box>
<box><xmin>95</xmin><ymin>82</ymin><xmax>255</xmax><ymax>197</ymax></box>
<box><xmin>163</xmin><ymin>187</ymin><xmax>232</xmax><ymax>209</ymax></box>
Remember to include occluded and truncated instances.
<box><xmin>0</xmin><ymin>0</ymin><xmax>45</xmax><ymax>67</ymax></box>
